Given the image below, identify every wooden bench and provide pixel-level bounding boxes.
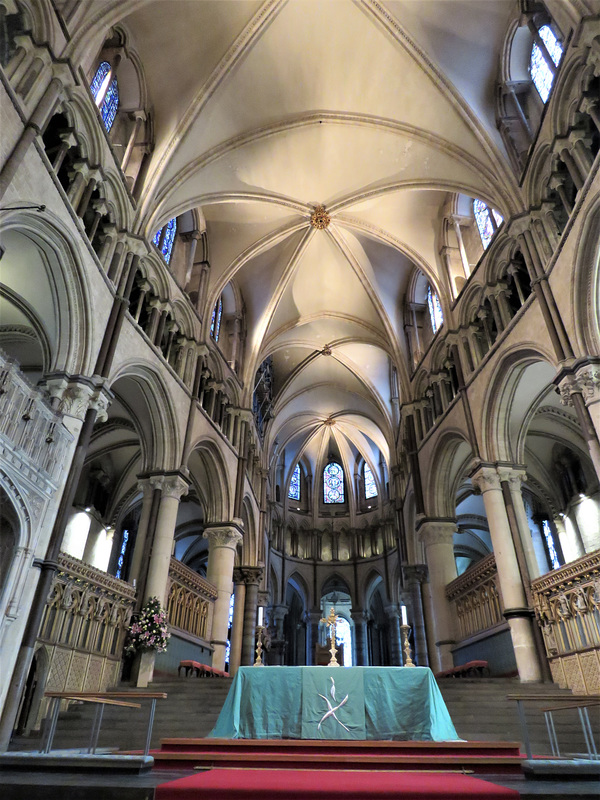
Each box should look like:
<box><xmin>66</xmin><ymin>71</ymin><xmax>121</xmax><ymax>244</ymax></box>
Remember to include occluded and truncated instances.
<box><xmin>435</xmin><ymin>660</ymin><xmax>490</xmax><ymax>678</ymax></box>
<box><xmin>43</xmin><ymin>691</ymin><xmax>167</xmax><ymax>756</ymax></box>
<box><xmin>178</xmin><ymin>660</ymin><xmax>229</xmax><ymax>678</ymax></box>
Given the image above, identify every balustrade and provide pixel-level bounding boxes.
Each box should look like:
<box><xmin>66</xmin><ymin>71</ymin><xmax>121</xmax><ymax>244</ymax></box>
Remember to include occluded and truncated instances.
<box><xmin>167</xmin><ymin>557</ymin><xmax>217</xmax><ymax>642</ymax></box>
<box><xmin>532</xmin><ymin>549</ymin><xmax>600</xmax><ymax>694</ymax></box>
<box><xmin>445</xmin><ymin>554</ymin><xmax>503</xmax><ymax>640</ymax></box>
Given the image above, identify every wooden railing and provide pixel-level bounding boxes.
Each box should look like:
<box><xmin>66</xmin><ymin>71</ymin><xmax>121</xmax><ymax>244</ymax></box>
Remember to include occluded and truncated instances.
<box><xmin>446</xmin><ymin>553</ymin><xmax>503</xmax><ymax>640</ymax></box>
<box><xmin>531</xmin><ymin>549</ymin><xmax>600</xmax><ymax>695</ymax></box>
<box><xmin>167</xmin><ymin>557</ymin><xmax>217</xmax><ymax>642</ymax></box>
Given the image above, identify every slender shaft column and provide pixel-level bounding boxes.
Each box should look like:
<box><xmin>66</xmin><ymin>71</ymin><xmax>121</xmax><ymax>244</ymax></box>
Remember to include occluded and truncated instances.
<box><xmin>229</xmin><ymin>571</ymin><xmax>246</xmax><ymax>675</ymax></box>
<box><xmin>143</xmin><ymin>475</ymin><xmax>188</xmax><ymax>605</ymax></box>
<box><xmin>500</xmin><ymin>469</ymin><xmax>541</xmax><ymax>580</ymax></box>
<box><xmin>403</xmin><ymin>564</ymin><xmax>429</xmax><ymax>667</ymax></box>
<box><xmin>351</xmin><ymin>609</ymin><xmax>368</xmax><ymax>666</ymax></box>
<box><xmin>121</xmin><ymin>111</ymin><xmax>145</xmax><ymax>172</ymax></box>
<box><xmin>241</xmin><ymin>566</ymin><xmax>263</xmax><ymax>666</ymax></box>
<box><xmin>471</xmin><ymin>467</ymin><xmax>542</xmax><ymax>682</ymax></box>
<box><xmin>418</xmin><ymin>520</ymin><xmax>457</xmax><ymax>671</ymax></box>
<box><xmin>385</xmin><ymin>605</ymin><xmax>402</xmax><ymax>666</ymax></box>
<box><xmin>203</xmin><ymin>523</ymin><xmax>243</xmax><ymax>670</ymax></box>
<box><xmin>127</xmin><ymin>478</ymin><xmax>154</xmax><ymax>585</ymax></box>
<box><xmin>558</xmin><ymin>364</ymin><xmax>600</xmax><ymax>483</ymax></box>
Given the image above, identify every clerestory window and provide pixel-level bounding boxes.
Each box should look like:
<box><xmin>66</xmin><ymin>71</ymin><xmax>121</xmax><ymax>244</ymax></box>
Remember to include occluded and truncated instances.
<box><xmin>364</xmin><ymin>463</ymin><xmax>377</xmax><ymax>499</ymax></box>
<box><xmin>473</xmin><ymin>200</ymin><xmax>504</xmax><ymax>249</ymax></box>
<box><xmin>530</xmin><ymin>25</ymin><xmax>563</xmax><ymax>103</ymax></box>
<box><xmin>90</xmin><ymin>61</ymin><xmax>119</xmax><ymax>132</ymax></box>
<box><xmin>427</xmin><ymin>285</ymin><xmax>443</xmax><ymax>334</ymax></box>
<box><xmin>289</xmin><ymin>464</ymin><xmax>301</xmax><ymax>501</ymax></box>
<box><xmin>324</xmin><ymin>462</ymin><xmax>344</xmax><ymax>504</ymax></box>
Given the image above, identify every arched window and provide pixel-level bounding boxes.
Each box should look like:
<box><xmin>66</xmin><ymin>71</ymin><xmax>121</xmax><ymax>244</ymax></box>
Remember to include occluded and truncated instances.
<box><xmin>541</xmin><ymin>519</ymin><xmax>561</xmax><ymax>570</ymax></box>
<box><xmin>153</xmin><ymin>218</ymin><xmax>177</xmax><ymax>264</ymax></box>
<box><xmin>336</xmin><ymin>617</ymin><xmax>353</xmax><ymax>667</ymax></box>
<box><xmin>427</xmin><ymin>285</ymin><xmax>443</xmax><ymax>334</ymax></box>
<box><xmin>473</xmin><ymin>199</ymin><xmax>504</xmax><ymax>249</ymax></box>
<box><xmin>115</xmin><ymin>530</ymin><xmax>129</xmax><ymax>580</ymax></box>
<box><xmin>211</xmin><ymin>296</ymin><xmax>223</xmax><ymax>341</ymax></box>
<box><xmin>364</xmin><ymin>463</ymin><xmax>377</xmax><ymax>499</ymax></box>
<box><xmin>324</xmin><ymin>462</ymin><xmax>344</xmax><ymax>504</ymax></box>
<box><xmin>289</xmin><ymin>464</ymin><xmax>301</xmax><ymax>501</ymax></box>
<box><xmin>90</xmin><ymin>61</ymin><xmax>119</xmax><ymax>132</ymax></box>
<box><xmin>530</xmin><ymin>25</ymin><xmax>563</xmax><ymax>103</ymax></box>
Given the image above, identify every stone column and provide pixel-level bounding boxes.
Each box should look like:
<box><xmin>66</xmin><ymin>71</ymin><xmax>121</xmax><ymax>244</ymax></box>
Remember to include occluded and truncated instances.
<box><xmin>240</xmin><ymin>566</ymin><xmax>263</xmax><ymax>666</ymax></box>
<box><xmin>558</xmin><ymin>364</ymin><xmax>600</xmax><ymax>483</ymax></box>
<box><xmin>126</xmin><ymin>477</ymin><xmax>154</xmax><ymax>586</ymax></box>
<box><xmin>471</xmin><ymin>466</ymin><xmax>542</xmax><ymax>682</ymax></box>
<box><xmin>351</xmin><ymin>609</ymin><xmax>368</xmax><ymax>666</ymax></box>
<box><xmin>121</xmin><ymin>110</ymin><xmax>145</xmax><ymax>173</ymax></box>
<box><xmin>203</xmin><ymin>523</ymin><xmax>243</xmax><ymax>670</ymax></box>
<box><xmin>385</xmin><ymin>605</ymin><xmax>402</xmax><ymax>666</ymax></box>
<box><xmin>270</xmin><ymin>604</ymin><xmax>289</xmax><ymax>665</ymax></box>
<box><xmin>143</xmin><ymin>474</ymin><xmax>189</xmax><ymax>604</ymax></box>
<box><xmin>499</xmin><ymin>468</ymin><xmax>541</xmax><ymax>580</ymax></box>
<box><xmin>228</xmin><ymin>570</ymin><xmax>246</xmax><ymax>675</ymax></box>
<box><xmin>403</xmin><ymin>564</ymin><xmax>429</xmax><ymax>667</ymax></box>
<box><xmin>418</xmin><ymin>519</ymin><xmax>457</xmax><ymax>671</ymax></box>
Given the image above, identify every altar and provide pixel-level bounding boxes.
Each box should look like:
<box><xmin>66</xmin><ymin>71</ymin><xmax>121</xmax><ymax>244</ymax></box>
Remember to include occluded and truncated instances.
<box><xmin>208</xmin><ymin>666</ymin><xmax>459</xmax><ymax>741</ymax></box>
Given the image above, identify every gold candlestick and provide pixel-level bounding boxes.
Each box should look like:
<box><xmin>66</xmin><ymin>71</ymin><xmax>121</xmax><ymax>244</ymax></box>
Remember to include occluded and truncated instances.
<box><xmin>401</xmin><ymin>623</ymin><xmax>415</xmax><ymax>667</ymax></box>
<box><xmin>320</xmin><ymin>607</ymin><xmax>340</xmax><ymax>667</ymax></box>
<box><xmin>253</xmin><ymin>625</ymin><xmax>265</xmax><ymax>666</ymax></box>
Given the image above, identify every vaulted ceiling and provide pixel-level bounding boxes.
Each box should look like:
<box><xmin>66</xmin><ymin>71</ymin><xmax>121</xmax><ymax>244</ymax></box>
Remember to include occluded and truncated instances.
<box><xmin>77</xmin><ymin>0</ymin><xmax>522</xmax><ymax>482</ymax></box>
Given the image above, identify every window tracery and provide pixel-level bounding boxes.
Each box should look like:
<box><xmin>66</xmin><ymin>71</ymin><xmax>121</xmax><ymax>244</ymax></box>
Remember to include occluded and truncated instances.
<box><xmin>289</xmin><ymin>464</ymin><xmax>300</xmax><ymax>501</ymax></box>
<box><xmin>324</xmin><ymin>462</ymin><xmax>344</xmax><ymax>504</ymax></box>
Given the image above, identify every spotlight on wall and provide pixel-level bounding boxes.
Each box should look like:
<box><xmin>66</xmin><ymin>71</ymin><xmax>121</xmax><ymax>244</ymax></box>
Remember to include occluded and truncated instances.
<box><xmin>84</xmin><ymin>506</ymin><xmax>91</xmax><ymax>512</ymax></box>
<box><xmin>579</xmin><ymin>493</ymin><xmax>586</xmax><ymax>499</ymax></box>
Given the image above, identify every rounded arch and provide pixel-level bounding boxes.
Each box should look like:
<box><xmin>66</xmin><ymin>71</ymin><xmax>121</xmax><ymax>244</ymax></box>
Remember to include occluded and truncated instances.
<box><xmin>425</xmin><ymin>430</ymin><xmax>475</xmax><ymax>517</ymax></box>
<box><xmin>240</xmin><ymin>496</ymin><xmax>257</xmax><ymax>565</ymax></box>
<box><xmin>573</xmin><ymin>196</ymin><xmax>600</xmax><ymax>354</ymax></box>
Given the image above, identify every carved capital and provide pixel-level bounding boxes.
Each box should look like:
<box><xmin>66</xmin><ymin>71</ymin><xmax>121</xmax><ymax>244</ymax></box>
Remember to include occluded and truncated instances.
<box><xmin>236</xmin><ymin>565</ymin><xmax>263</xmax><ymax>585</ymax></box>
<box><xmin>44</xmin><ymin>377</ymin><xmax>111</xmax><ymax>423</ymax></box>
<box><xmin>403</xmin><ymin>563</ymin><xmax>428</xmax><ymax>584</ymax></box>
<box><xmin>471</xmin><ymin>466</ymin><xmax>502</xmax><ymax>494</ymax></box>
<box><xmin>148</xmin><ymin>473</ymin><xmax>189</xmax><ymax>500</ymax></box>
<box><xmin>496</xmin><ymin>465</ymin><xmax>527</xmax><ymax>491</ymax></box>
<box><xmin>203</xmin><ymin>524</ymin><xmax>243</xmax><ymax>550</ymax></box>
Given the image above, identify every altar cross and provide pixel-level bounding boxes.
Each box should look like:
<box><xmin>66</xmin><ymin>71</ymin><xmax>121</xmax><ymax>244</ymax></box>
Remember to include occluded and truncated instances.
<box><xmin>320</xmin><ymin>606</ymin><xmax>340</xmax><ymax>667</ymax></box>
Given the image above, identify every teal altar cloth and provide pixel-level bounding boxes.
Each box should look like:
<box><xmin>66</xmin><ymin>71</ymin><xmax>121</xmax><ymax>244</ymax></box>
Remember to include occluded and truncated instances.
<box><xmin>208</xmin><ymin>666</ymin><xmax>459</xmax><ymax>741</ymax></box>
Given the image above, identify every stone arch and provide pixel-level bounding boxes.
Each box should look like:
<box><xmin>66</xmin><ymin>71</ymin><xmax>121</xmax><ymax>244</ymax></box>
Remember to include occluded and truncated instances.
<box><xmin>240</xmin><ymin>496</ymin><xmax>257</xmax><ymax>566</ymax></box>
<box><xmin>363</xmin><ymin>569</ymin><xmax>385</xmax><ymax>609</ymax></box>
<box><xmin>286</xmin><ymin>570</ymin><xmax>310</xmax><ymax>610</ymax></box>
<box><xmin>425</xmin><ymin>430</ymin><xmax>474</xmax><ymax>518</ymax></box>
<box><xmin>573</xmin><ymin>195</ymin><xmax>600</xmax><ymax>355</ymax></box>
<box><xmin>106</xmin><ymin>362</ymin><xmax>180</xmax><ymax>472</ymax></box>
<box><xmin>482</xmin><ymin>345</ymin><xmax>559</xmax><ymax>463</ymax></box>
<box><xmin>186</xmin><ymin>440</ymin><xmax>232</xmax><ymax>524</ymax></box>
<box><xmin>0</xmin><ymin>212</ymin><xmax>93</xmax><ymax>376</ymax></box>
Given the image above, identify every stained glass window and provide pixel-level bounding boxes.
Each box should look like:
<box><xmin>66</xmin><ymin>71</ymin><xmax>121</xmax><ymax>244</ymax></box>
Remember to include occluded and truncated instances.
<box><xmin>225</xmin><ymin>592</ymin><xmax>235</xmax><ymax>666</ymax></box>
<box><xmin>473</xmin><ymin>199</ymin><xmax>504</xmax><ymax>249</ymax></box>
<box><xmin>364</xmin><ymin>463</ymin><xmax>377</xmax><ymax>499</ymax></box>
<box><xmin>427</xmin><ymin>285</ymin><xmax>443</xmax><ymax>334</ymax></box>
<box><xmin>542</xmin><ymin>519</ymin><xmax>561</xmax><ymax>570</ymax></box>
<box><xmin>211</xmin><ymin>296</ymin><xmax>223</xmax><ymax>341</ymax></box>
<box><xmin>324</xmin><ymin>462</ymin><xmax>344</xmax><ymax>504</ymax></box>
<box><xmin>101</xmin><ymin>78</ymin><xmax>119</xmax><ymax>132</ymax></box>
<box><xmin>336</xmin><ymin>617</ymin><xmax>353</xmax><ymax>667</ymax></box>
<box><xmin>90</xmin><ymin>61</ymin><xmax>111</xmax><ymax>102</ymax></box>
<box><xmin>152</xmin><ymin>218</ymin><xmax>177</xmax><ymax>264</ymax></box>
<box><xmin>115</xmin><ymin>529</ymin><xmax>129</xmax><ymax>580</ymax></box>
<box><xmin>530</xmin><ymin>25</ymin><xmax>563</xmax><ymax>103</ymax></box>
<box><xmin>289</xmin><ymin>464</ymin><xmax>300</xmax><ymax>501</ymax></box>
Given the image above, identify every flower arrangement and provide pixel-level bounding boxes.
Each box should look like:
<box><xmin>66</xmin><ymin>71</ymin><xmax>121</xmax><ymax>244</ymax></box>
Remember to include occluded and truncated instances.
<box><xmin>124</xmin><ymin>596</ymin><xmax>170</xmax><ymax>656</ymax></box>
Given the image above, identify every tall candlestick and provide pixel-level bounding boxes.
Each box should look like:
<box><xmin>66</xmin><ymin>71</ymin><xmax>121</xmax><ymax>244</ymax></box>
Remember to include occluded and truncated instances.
<box><xmin>401</xmin><ymin>605</ymin><xmax>408</xmax><ymax>626</ymax></box>
<box><xmin>257</xmin><ymin>606</ymin><xmax>264</xmax><ymax>627</ymax></box>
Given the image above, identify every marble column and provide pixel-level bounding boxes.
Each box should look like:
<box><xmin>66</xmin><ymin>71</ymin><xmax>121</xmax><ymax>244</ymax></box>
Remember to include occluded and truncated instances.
<box><xmin>228</xmin><ymin>570</ymin><xmax>246</xmax><ymax>675</ymax></box>
<box><xmin>351</xmin><ymin>609</ymin><xmax>368</xmax><ymax>666</ymax></box>
<box><xmin>241</xmin><ymin>566</ymin><xmax>263</xmax><ymax>666</ymax></box>
<box><xmin>418</xmin><ymin>519</ymin><xmax>457</xmax><ymax>671</ymax></box>
<box><xmin>203</xmin><ymin>523</ymin><xmax>243</xmax><ymax>670</ymax></box>
<box><xmin>471</xmin><ymin>466</ymin><xmax>542</xmax><ymax>682</ymax></box>
<box><xmin>143</xmin><ymin>474</ymin><xmax>189</xmax><ymax>604</ymax></box>
<box><xmin>403</xmin><ymin>564</ymin><xmax>429</xmax><ymax>667</ymax></box>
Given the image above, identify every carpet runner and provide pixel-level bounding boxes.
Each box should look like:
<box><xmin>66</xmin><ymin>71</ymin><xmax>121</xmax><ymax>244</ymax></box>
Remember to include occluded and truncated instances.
<box><xmin>155</xmin><ymin>768</ymin><xmax>521</xmax><ymax>798</ymax></box>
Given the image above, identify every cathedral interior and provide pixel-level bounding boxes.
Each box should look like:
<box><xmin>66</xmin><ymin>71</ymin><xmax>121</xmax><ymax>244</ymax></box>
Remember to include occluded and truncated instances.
<box><xmin>0</xmin><ymin>0</ymin><xmax>599</xmax><ymax>753</ymax></box>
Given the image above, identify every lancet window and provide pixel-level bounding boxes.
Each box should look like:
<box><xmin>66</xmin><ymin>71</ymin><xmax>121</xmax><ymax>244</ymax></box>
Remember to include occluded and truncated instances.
<box><xmin>90</xmin><ymin>61</ymin><xmax>119</xmax><ymax>132</ymax></box>
<box><xmin>473</xmin><ymin>200</ymin><xmax>504</xmax><ymax>249</ymax></box>
<box><xmin>427</xmin><ymin>285</ymin><xmax>443</xmax><ymax>334</ymax></box>
<box><xmin>364</xmin><ymin>463</ymin><xmax>377</xmax><ymax>499</ymax></box>
<box><xmin>211</xmin><ymin>296</ymin><xmax>223</xmax><ymax>341</ymax></box>
<box><xmin>289</xmin><ymin>464</ymin><xmax>301</xmax><ymax>501</ymax></box>
<box><xmin>115</xmin><ymin>530</ymin><xmax>129</xmax><ymax>580</ymax></box>
<box><xmin>324</xmin><ymin>462</ymin><xmax>344</xmax><ymax>504</ymax></box>
<box><xmin>153</xmin><ymin>218</ymin><xmax>177</xmax><ymax>264</ymax></box>
<box><xmin>530</xmin><ymin>25</ymin><xmax>563</xmax><ymax>103</ymax></box>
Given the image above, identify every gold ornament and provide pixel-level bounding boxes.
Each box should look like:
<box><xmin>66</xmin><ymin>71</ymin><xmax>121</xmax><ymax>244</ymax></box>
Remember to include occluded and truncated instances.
<box><xmin>310</xmin><ymin>205</ymin><xmax>331</xmax><ymax>229</ymax></box>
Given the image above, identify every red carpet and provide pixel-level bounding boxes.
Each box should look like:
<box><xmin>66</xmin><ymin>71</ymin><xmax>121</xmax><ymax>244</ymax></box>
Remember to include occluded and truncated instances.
<box><xmin>156</xmin><ymin>769</ymin><xmax>520</xmax><ymax>799</ymax></box>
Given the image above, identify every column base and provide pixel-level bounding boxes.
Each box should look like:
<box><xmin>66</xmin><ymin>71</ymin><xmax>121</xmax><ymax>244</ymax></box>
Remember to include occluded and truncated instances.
<box><xmin>132</xmin><ymin>649</ymin><xmax>155</xmax><ymax>688</ymax></box>
<box><xmin>435</xmin><ymin>639</ymin><xmax>455</xmax><ymax>671</ymax></box>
